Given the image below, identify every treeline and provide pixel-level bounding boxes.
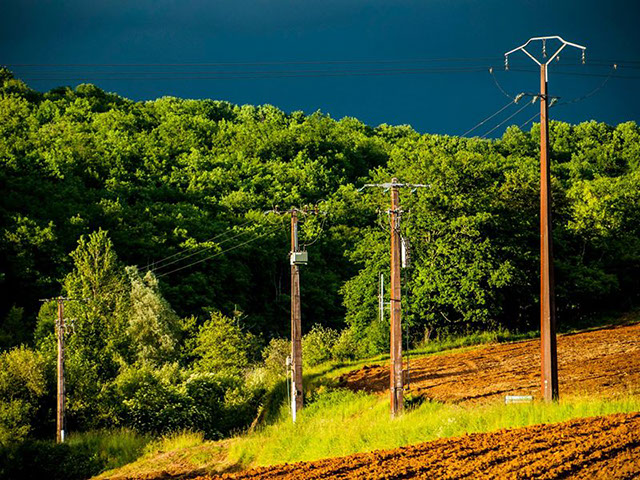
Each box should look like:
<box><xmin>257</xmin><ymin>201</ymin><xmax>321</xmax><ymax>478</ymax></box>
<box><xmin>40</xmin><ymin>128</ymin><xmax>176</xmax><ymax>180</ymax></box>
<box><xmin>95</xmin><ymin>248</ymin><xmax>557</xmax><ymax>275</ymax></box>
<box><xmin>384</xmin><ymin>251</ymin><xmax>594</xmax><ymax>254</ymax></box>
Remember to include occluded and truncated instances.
<box><xmin>1</xmin><ymin>67</ymin><xmax>639</xmax><ymax>444</ymax></box>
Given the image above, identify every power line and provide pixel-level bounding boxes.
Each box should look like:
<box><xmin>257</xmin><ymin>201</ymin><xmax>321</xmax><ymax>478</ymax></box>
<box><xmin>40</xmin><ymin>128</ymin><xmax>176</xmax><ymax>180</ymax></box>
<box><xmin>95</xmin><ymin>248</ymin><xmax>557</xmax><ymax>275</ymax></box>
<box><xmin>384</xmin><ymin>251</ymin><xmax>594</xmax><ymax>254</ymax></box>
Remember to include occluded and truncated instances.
<box><xmin>156</xmin><ymin>225</ymin><xmax>279</xmax><ymax>278</ymax></box>
<box><xmin>5</xmin><ymin>57</ymin><xmax>505</xmax><ymax>68</ymax></box>
<box><xmin>150</xmin><ymin>227</ymin><xmax>261</xmax><ymax>273</ymax></box>
<box><xmin>6</xmin><ymin>56</ymin><xmax>639</xmax><ymax>68</ymax></box>
<box><xmin>148</xmin><ymin>218</ymin><xmax>256</xmax><ymax>270</ymax></box>
<box><xmin>519</xmin><ymin>112</ymin><xmax>540</xmax><ymax>130</ymax></box>
<box><xmin>556</xmin><ymin>65</ymin><xmax>618</xmax><ymax>106</ymax></box>
<box><xmin>489</xmin><ymin>67</ymin><xmax>516</xmax><ymax>100</ymax></box>
<box><xmin>17</xmin><ymin>66</ymin><xmax>493</xmax><ymax>82</ymax></box>
<box><xmin>461</xmin><ymin>98</ymin><xmax>517</xmax><ymax>137</ymax></box>
<box><xmin>481</xmin><ymin>101</ymin><xmax>534</xmax><ymax>138</ymax></box>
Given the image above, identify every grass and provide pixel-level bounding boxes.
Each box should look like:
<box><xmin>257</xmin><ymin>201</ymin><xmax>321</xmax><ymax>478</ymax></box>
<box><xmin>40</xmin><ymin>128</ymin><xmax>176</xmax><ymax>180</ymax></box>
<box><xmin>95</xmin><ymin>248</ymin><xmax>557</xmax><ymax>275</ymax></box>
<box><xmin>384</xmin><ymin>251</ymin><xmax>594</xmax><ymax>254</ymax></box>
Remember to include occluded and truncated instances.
<box><xmin>227</xmin><ymin>390</ymin><xmax>640</xmax><ymax>467</ymax></box>
<box><xmin>142</xmin><ymin>430</ymin><xmax>205</xmax><ymax>455</ymax></box>
<box><xmin>94</xmin><ymin>430</ymin><xmax>233</xmax><ymax>479</ymax></box>
<box><xmin>94</xmin><ymin>391</ymin><xmax>640</xmax><ymax>478</ymax></box>
<box><xmin>96</xmin><ymin>312</ymin><xmax>640</xmax><ymax>478</ymax></box>
<box><xmin>66</xmin><ymin>429</ymin><xmax>150</xmax><ymax>472</ymax></box>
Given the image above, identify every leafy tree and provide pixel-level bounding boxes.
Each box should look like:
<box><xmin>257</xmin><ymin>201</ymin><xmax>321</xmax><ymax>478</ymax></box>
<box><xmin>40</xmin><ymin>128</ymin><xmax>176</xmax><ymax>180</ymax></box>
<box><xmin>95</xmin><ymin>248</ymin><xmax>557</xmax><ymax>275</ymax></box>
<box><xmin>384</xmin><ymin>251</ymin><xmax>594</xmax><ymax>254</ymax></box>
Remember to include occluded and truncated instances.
<box><xmin>0</xmin><ymin>347</ymin><xmax>47</xmax><ymax>445</ymax></box>
<box><xmin>193</xmin><ymin>311</ymin><xmax>258</xmax><ymax>378</ymax></box>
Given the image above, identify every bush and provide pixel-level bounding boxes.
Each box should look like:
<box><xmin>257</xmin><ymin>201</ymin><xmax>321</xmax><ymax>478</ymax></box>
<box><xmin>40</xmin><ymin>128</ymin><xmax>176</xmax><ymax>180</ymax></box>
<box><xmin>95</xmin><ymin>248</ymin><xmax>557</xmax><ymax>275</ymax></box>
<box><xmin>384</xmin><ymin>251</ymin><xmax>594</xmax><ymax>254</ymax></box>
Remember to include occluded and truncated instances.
<box><xmin>0</xmin><ymin>347</ymin><xmax>47</xmax><ymax>445</ymax></box>
<box><xmin>302</xmin><ymin>325</ymin><xmax>339</xmax><ymax>367</ymax></box>
<box><xmin>359</xmin><ymin>320</ymin><xmax>390</xmax><ymax>358</ymax></box>
<box><xmin>194</xmin><ymin>311</ymin><xmax>258</xmax><ymax>378</ymax></box>
<box><xmin>331</xmin><ymin>327</ymin><xmax>361</xmax><ymax>362</ymax></box>
<box><xmin>110</xmin><ymin>363</ymin><xmax>195</xmax><ymax>435</ymax></box>
<box><xmin>0</xmin><ymin>439</ymin><xmax>102</xmax><ymax>480</ymax></box>
<box><xmin>262</xmin><ymin>338</ymin><xmax>290</xmax><ymax>384</ymax></box>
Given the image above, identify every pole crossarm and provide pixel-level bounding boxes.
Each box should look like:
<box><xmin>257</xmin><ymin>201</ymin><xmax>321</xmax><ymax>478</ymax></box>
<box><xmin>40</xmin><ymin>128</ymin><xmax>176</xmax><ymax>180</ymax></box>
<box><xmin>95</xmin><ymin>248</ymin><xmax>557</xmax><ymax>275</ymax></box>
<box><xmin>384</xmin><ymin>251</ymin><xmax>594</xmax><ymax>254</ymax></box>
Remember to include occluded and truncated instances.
<box><xmin>39</xmin><ymin>296</ymin><xmax>90</xmax><ymax>302</ymax></box>
<box><xmin>504</xmin><ymin>36</ymin><xmax>586</xmax><ymax>73</ymax></box>
<box><xmin>264</xmin><ymin>206</ymin><xmax>321</xmax><ymax>216</ymax></box>
<box><xmin>360</xmin><ymin>182</ymin><xmax>429</xmax><ymax>191</ymax></box>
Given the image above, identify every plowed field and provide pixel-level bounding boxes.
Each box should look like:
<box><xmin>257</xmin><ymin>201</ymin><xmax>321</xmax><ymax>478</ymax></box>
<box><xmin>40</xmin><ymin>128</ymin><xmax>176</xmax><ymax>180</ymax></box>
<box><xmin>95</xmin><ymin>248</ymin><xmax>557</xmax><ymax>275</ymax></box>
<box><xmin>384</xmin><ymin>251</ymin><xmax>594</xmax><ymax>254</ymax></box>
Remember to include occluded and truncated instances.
<box><xmin>207</xmin><ymin>412</ymin><xmax>640</xmax><ymax>479</ymax></box>
<box><xmin>339</xmin><ymin>323</ymin><xmax>640</xmax><ymax>404</ymax></box>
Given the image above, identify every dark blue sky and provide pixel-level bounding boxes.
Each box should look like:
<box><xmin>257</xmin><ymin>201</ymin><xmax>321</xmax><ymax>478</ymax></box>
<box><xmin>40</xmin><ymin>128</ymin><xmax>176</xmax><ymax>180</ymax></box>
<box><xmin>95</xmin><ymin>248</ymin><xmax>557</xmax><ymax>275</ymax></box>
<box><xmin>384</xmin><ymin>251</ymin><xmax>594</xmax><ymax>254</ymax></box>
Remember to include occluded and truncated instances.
<box><xmin>1</xmin><ymin>0</ymin><xmax>638</xmax><ymax>135</ymax></box>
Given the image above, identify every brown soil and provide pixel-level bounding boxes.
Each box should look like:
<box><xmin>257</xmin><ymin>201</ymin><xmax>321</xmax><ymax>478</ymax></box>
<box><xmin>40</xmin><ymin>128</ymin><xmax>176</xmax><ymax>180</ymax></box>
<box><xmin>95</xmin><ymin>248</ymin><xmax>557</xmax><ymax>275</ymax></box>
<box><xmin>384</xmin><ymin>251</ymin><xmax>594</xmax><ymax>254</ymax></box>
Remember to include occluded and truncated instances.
<box><xmin>338</xmin><ymin>323</ymin><xmax>640</xmax><ymax>404</ymax></box>
<box><xmin>204</xmin><ymin>412</ymin><xmax>640</xmax><ymax>479</ymax></box>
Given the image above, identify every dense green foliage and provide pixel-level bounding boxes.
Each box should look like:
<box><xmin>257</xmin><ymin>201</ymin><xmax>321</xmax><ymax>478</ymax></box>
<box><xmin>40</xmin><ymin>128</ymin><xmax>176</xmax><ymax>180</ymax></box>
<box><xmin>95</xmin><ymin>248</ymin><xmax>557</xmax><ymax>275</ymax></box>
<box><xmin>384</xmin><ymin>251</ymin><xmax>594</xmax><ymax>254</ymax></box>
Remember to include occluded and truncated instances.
<box><xmin>0</xmin><ymin>66</ymin><xmax>639</xmax><ymax>463</ymax></box>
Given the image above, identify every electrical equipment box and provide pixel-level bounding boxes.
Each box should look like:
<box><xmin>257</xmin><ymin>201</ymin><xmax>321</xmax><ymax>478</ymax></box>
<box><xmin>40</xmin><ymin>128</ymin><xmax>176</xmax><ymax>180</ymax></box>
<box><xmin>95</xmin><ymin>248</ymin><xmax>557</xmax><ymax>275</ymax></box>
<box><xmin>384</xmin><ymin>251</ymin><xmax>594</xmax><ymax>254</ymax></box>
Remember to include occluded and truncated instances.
<box><xmin>290</xmin><ymin>251</ymin><xmax>308</xmax><ymax>265</ymax></box>
<box><xmin>401</xmin><ymin>237</ymin><xmax>411</xmax><ymax>268</ymax></box>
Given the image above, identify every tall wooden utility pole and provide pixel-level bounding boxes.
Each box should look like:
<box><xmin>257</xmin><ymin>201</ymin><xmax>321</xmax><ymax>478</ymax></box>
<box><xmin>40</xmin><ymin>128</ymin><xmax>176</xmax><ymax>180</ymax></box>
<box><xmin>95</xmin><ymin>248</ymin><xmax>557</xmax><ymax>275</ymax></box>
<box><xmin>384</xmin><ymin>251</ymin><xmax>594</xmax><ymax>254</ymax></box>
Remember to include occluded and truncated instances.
<box><xmin>39</xmin><ymin>296</ymin><xmax>85</xmax><ymax>442</ymax></box>
<box><xmin>265</xmin><ymin>207</ymin><xmax>314</xmax><ymax>422</ymax></box>
<box><xmin>389</xmin><ymin>180</ymin><xmax>403</xmax><ymax>416</ymax></box>
<box><xmin>56</xmin><ymin>298</ymin><xmax>65</xmax><ymax>444</ymax></box>
<box><xmin>361</xmin><ymin>179</ymin><xmax>428</xmax><ymax>417</ymax></box>
<box><xmin>505</xmin><ymin>36</ymin><xmax>586</xmax><ymax>402</ymax></box>
<box><xmin>290</xmin><ymin>210</ymin><xmax>303</xmax><ymax>421</ymax></box>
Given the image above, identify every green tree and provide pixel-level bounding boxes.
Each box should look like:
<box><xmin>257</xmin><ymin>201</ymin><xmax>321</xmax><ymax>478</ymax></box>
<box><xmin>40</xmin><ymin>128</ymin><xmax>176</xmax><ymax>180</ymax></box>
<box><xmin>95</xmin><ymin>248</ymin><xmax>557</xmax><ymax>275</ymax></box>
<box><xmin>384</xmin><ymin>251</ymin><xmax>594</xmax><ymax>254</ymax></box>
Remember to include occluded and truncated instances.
<box><xmin>0</xmin><ymin>347</ymin><xmax>47</xmax><ymax>445</ymax></box>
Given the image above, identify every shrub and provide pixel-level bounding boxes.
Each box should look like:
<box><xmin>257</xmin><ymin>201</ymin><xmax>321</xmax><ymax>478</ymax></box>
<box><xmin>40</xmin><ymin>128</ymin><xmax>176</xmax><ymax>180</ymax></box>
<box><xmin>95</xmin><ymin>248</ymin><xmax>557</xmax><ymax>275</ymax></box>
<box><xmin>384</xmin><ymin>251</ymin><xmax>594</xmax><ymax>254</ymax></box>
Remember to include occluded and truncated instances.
<box><xmin>0</xmin><ymin>346</ymin><xmax>47</xmax><ymax>445</ymax></box>
<box><xmin>262</xmin><ymin>338</ymin><xmax>290</xmax><ymax>383</ymax></box>
<box><xmin>302</xmin><ymin>325</ymin><xmax>339</xmax><ymax>367</ymax></box>
<box><xmin>331</xmin><ymin>327</ymin><xmax>361</xmax><ymax>362</ymax></box>
<box><xmin>194</xmin><ymin>311</ymin><xmax>258</xmax><ymax>378</ymax></box>
<box><xmin>110</xmin><ymin>364</ymin><xmax>195</xmax><ymax>435</ymax></box>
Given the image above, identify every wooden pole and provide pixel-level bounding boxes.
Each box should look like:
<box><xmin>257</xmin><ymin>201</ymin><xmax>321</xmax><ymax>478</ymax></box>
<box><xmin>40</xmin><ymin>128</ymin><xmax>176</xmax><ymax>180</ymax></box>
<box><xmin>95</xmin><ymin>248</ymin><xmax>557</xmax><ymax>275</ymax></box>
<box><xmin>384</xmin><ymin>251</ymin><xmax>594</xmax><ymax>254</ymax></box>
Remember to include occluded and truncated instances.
<box><xmin>539</xmin><ymin>63</ymin><xmax>559</xmax><ymax>402</ymax></box>
<box><xmin>389</xmin><ymin>179</ymin><xmax>403</xmax><ymax>416</ymax></box>
<box><xmin>290</xmin><ymin>210</ymin><xmax>303</xmax><ymax>420</ymax></box>
<box><xmin>56</xmin><ymin>298</ymin><xmax>65</xmax><ymax>443</ymax></box>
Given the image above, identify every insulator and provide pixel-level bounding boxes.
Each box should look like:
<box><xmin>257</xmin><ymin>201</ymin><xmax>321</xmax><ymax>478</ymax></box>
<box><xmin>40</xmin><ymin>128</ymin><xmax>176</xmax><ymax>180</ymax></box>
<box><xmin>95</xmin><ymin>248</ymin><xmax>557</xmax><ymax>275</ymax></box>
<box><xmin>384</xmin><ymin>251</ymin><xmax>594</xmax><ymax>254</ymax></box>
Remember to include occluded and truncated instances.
<box><xmin>581</xmin><ymin>50</ymin><xmax>585</xmax><ymax>64</ymax></box>
<box><xmin>542</xmin><ymin>40</ymin><xmax>547</xmax><ymax>58</ymax></box>
<box><xmin>504</xmin><ymin>56</ymin><xmax>509</xmax><ymax>71</ymax></box>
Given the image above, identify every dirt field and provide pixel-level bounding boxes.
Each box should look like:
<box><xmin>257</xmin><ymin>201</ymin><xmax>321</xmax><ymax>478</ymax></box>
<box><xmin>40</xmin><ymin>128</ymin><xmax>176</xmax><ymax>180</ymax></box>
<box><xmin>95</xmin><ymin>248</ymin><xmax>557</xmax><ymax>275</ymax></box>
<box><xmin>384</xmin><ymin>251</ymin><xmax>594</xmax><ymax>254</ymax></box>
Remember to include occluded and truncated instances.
<box><xmin>339</xmin><ymin>323</ymin><xmax>640</xmax><ymax>404</ymax></box>
<box><xmin>207</xmin><ymin>412</ymin><xmax>640</xmax><ymax>479</ymax></box>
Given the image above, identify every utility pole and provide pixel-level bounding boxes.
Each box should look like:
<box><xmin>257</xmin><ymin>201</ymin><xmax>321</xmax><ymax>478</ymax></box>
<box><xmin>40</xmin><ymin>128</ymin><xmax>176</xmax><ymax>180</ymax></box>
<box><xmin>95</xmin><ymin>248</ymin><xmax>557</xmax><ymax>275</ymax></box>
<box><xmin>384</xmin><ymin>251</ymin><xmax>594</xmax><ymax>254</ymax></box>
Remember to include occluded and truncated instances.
<box><xmin>56</xmin><ymin>298</ymin><xmax>65</xmax><ymax>444</ymax></box>
<box><xmin>265</xmin><ymin>207</ymin><xmax>316</xmax><ymax>422</ymax></box>
<box><xmin>290</xmin><ymin>209</ymin><xmax>303</xmax><ymax>421</ymax></box>
<box><xmin>39</xmin><ymin>296</ymin><xmax>84</xmax><ymax>442</ymax></box>
<box><xmin>389</xmin><ymin>181</ymin><xmax>402</xmax><ymax>416</ymax></box>
<box><xmin>361</xmin><ymin>178</ymin><xmax>428</xmax><ymax>417</ymax></box>
<box><xmin>505</xmin><ymin>36</ymin><xmax>586</xmax><ymax>403</ymax></box>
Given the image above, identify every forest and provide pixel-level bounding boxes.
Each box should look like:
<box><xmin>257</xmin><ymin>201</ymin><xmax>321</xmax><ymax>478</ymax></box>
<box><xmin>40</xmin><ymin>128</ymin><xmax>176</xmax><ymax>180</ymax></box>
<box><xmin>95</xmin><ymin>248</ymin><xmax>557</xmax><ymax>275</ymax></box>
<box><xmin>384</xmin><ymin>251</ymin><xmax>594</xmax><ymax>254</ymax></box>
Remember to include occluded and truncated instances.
<box><xmin>1</xmin><ymin>66</ymin><xmax>639</xmax><ymax>457</ymax></box>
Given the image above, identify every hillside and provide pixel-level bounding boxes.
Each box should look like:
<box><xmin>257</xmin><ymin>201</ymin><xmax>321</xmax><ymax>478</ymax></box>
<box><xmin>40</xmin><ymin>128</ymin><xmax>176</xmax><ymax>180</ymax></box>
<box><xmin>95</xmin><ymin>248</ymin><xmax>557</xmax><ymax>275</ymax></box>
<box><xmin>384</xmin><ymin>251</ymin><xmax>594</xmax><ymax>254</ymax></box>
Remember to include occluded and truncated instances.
<box><xmin>96</xmin><ymin>320</ymin><xmax>640</xmax><ymax>480</ymax></box>
<box><xmin>213</xmin><ymin>412</ymin><xmax>640</xmax><ymax>479</ymax></box>
<box><xmin>1</xmin><ymin>71</ymin><xmax>640</xmax><ymax>477</ymax></box>
<box><xmin>340</xmin><ymin>321</ymin><xmax>640</xmax><ymax>404</ymax></box>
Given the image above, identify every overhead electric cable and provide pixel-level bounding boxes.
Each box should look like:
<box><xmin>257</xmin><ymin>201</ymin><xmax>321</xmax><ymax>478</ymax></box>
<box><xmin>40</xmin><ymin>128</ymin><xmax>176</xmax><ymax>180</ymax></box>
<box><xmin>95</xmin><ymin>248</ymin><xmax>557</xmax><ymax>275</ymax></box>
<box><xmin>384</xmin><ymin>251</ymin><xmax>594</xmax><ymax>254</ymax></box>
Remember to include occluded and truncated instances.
<box><xmin>150</xmin><ymin>227</ymin><xmax>260</xmax><ymax>273</ymax></box>
<box><xmin>519</xmin><ymin>112</ymin><xmax>540</xmax><ymax>130</ymax></box>
<box><xmin>156</xmin><ymin>226</ymin><xmax>280</xmax><ymax>278</ymax></box>
<box><xmin>481</xmin><ymin>101</ymin><xmax>533</xmax><ymax>138</ymax></box>
<box><xmin>461</xmin><ymin>98</ymin><xmax>517</xmax><ymax>137</ymax></box>
<box><xmin>489</xmin><ymin>67</ymin><xmax>516</xmax><ymax>99</ymax></box>
<box><xmin>149</xmin><ymin>218</ymin><xmax>255</xmax><ymax>269</ymax></box>
<box><xmin>6</xmin><ymin>57</ymin><xmax>504</xmax><ymax>68</ymax></box>
<box><xmin>556</xmin><ymin>65</ymin><xmax>618</xmax><ymax>105</ymax></box>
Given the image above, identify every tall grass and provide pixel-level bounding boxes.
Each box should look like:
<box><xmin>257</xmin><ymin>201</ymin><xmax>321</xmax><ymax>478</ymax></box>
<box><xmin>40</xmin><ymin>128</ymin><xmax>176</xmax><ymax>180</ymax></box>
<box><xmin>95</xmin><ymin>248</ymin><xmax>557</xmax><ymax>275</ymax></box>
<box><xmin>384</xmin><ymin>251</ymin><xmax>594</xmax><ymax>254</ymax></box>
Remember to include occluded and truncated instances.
<box><xmin>66</xmin><ymin>429</ymin><xmax>150</xmax><ymax>471</ymax></box>
<box><xmin>227</xmin><ymin>389</ymin><xmax>640</xmax><ymax>467</ymax></box>
<box><xmin>143</xmin><ymin>430</ymin><xmax>205</xmax><ymax>455</ymax></box>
